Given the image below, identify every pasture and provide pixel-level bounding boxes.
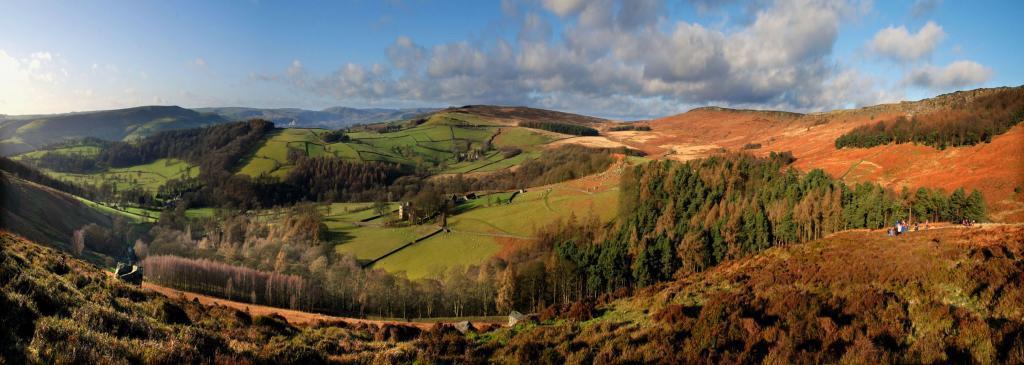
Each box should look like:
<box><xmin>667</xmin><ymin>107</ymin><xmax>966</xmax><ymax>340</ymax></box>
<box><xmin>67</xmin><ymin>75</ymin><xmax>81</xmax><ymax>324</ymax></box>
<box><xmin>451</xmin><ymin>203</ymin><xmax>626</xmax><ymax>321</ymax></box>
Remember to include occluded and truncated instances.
<box><xmin>45</xmin><ymin>158</ymin><xmax>198</xmax><ymax>193</ymax></box>
<box><xmin>369</xmin><ymin>173</ymin><xmax>623</xmax><ymax>278</ymax></box>
<box><xmin>236</xmin><ymin>111</ymin><xmax>560</xmax><ymax>178</ymax></box>
<box><xmin>371</xmin><ymin>232</ymin><xmax>502</xmax><ymax>279</ymax></box>
<box><xmin>15</xmin><ymin>145</ymin><xmax>102</xmax><ymax>160</ymax></box>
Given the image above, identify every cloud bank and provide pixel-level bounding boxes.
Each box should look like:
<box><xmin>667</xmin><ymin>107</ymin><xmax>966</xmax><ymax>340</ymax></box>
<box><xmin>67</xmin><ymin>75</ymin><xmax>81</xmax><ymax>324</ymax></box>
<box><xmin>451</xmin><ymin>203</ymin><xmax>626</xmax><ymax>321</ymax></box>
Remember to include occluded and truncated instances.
<box><xmin>261</xmin><ymin>0</ymin><xmax>899</xmax><ymax>119</ymax></box>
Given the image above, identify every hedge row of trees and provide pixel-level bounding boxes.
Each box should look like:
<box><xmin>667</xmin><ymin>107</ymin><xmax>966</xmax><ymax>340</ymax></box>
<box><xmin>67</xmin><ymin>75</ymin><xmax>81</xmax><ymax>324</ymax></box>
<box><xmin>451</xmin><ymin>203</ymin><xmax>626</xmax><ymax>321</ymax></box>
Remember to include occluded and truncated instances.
<box><xmin>519</xmin><ymin>121</ymin><xmax>599</xmax><ymax>136</ymax></box>
<box><xmin>835</xmin><ymin>87</ymin><xmax>1024</xmax><ymax>149</ymax></box>
<box><xmin>143</xmin><ymin>255</ymin><xmax>309</xmax><ymax>309</ymax></box>
<box><xmin>608</xmin><ymin>124</ymin><xmax>651</xmax><ymax>131</ymax></box>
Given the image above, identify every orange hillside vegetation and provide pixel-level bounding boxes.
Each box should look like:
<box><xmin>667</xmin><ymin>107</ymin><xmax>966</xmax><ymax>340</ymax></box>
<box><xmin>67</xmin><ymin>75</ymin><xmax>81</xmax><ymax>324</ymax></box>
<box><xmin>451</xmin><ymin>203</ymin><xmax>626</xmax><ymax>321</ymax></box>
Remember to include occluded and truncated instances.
<box><xmin>608</xmin><ymin>88</ymin><xmax>1024</xmax><ymax>223</ymax></box>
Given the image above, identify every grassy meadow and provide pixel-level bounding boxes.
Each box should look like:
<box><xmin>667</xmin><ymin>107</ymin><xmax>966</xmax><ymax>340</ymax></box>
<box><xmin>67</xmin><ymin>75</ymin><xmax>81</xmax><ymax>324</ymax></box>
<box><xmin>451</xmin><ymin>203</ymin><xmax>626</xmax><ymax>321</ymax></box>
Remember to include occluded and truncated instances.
<box><xmin>236</xmin><ymin>111</ymin><xmax>559</xmax><ymax>177</ymax></box>
<box><xmin>44</xmin><ymin>158</ymin><xmax>198</xmax><ymax>193</ymax></box>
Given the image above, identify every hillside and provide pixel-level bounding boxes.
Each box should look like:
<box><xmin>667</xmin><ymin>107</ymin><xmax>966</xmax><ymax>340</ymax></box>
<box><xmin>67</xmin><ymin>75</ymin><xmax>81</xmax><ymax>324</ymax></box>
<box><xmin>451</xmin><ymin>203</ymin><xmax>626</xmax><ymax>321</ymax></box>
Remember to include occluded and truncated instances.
<box><xmin>196</xmin><ymin>106</ymin><xmax>437</xmax><ymax>129</ymax></box>
<box><xmin>5</xmin><ymin>223</ymin><xmax>1020</xmax><ymax>363</ymax></box>
<box><xmin>606</xmin><ymin>86</ymin><xmax>1024</xmax><ymax>222</ymax></box>
<box><xmin>0</xmin><ymin>106</ymin><xmax>226</xmax><ymax>156</ymax></box>
<box><xmin>0</xmin><ymin>172</ymin><xmax>113</xmax><ymax>250</ymax></box>
<box><xmin>235</xmin><ymin>106</ymin><xmax>616</xmax><ymax>178</ymax></box>
<box><xmin>476</xmin><ymin>225</ymin><xmax>1024</xmax><ymax>363</ymax></box>
<box><xmin>0</xmin><ymin>231</ymin><xmax>441</xmax><ymax>364</ymax></box>
<box><xmin>444</xmin><ymin>105</ymin><xmax>608</xmax><ymax>126</ymax></box>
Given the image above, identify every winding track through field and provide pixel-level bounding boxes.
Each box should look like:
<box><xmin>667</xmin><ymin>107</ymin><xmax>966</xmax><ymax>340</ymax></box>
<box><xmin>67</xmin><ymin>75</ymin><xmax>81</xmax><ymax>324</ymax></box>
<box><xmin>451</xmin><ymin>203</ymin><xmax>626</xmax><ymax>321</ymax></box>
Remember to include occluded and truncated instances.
<box><xmin>839</xmin><ymin>144</ymin><xmax>892</xmax><ymax>180</ymax></box>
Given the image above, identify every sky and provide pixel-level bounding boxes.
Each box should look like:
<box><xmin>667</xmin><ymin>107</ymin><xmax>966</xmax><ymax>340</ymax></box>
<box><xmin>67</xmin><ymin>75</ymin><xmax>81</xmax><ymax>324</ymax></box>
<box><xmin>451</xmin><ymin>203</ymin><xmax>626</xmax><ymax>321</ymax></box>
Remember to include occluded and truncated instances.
<box><xmin>1</xmin><ymin>0</ymin><xmax>1021</xmax><ymax>119</ymax></box>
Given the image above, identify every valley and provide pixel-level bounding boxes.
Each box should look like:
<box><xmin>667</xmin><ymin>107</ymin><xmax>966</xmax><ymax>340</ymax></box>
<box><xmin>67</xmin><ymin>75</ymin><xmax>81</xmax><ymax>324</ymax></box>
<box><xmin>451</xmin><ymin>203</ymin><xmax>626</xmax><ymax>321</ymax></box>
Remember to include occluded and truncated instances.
<box><xmin>5</xmin><ymin>2</ymin><xmax>1023</xmax><ymax>362</ymax></box>
<box><xmin>0</xmin><ymin>87</ymin><xmax>1020</xmax><ymax>364</ymax></box>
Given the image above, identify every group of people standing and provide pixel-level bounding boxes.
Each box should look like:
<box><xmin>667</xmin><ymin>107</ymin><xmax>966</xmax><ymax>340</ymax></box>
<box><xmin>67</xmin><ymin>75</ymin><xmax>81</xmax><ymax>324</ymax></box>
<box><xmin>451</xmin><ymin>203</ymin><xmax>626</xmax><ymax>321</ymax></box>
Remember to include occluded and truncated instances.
<box><xmin>887</xmin><ymin>219</ymin><xmax>929</xmax><ymax>236</ymax></box>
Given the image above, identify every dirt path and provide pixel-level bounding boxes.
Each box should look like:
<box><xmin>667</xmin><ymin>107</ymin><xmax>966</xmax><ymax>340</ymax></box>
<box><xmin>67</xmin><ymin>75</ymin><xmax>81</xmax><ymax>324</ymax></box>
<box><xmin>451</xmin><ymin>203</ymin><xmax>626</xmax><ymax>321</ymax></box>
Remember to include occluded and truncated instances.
<box><xmin>143</xmin><ymin>281</ymin><xmax>496</xmax><ymax>329</ymax></box>
<box><xmin>838</xmin><ymin>144</ymin><xmax>891</xmax><ymax>180</ymax></box>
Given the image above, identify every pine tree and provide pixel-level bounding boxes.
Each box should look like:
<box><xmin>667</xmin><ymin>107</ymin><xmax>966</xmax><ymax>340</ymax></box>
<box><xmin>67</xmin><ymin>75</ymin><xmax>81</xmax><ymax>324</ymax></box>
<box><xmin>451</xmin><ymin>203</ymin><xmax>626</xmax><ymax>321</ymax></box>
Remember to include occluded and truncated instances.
<box><xmin>950</xmin><ymin>188</ymin><xmax>967</xmax><ymax>221</ymax></box>
<box><xmin>965</xmin><ymin>190</ymin><xmax>986</xmax><ymax>222</ymax></box>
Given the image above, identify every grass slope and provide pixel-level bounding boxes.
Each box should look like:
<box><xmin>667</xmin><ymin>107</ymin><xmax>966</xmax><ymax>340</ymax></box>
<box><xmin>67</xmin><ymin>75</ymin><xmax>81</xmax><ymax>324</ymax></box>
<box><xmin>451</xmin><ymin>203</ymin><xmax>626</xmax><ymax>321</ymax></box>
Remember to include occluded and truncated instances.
<box><xmin>0</xmin><ymin>172</ymin><xmax>113</xmax><ymax>249</ymax></box>
<box><xmin>237</xmin><ymin>111</ymin><xmax>559</xmax><ymax>177</ymax></box>
<box><xmin>371</xmin><ymin>161</ymin><xmax>626</xmax><ymax>278</ymax></box>
<box><xmin>44</xmin><ymin>158</ymin><xmax>198</xmax><ymax>193</ymax></box>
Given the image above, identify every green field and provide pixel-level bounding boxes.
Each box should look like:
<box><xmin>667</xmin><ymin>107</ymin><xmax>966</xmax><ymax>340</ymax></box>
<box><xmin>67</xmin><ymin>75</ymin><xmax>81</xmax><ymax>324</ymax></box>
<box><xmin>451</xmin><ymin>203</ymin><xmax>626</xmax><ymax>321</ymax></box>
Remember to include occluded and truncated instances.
<box><xmin>448</xmin><ymin>187</ymin><xmax>618</xmax><ymax>237</ymax></box>
<box><xmin>236</xmin><ymin>112</ymin><xmax>558</xmax><ymax>177</ymax></box>
<box><xmin>371</xmin><ymin>232</ymin><xmax>501</xmax><ymax>279</ymax></box>
<box><xmin>184</xmin><ymin>207</ymin><xmax>217</xmax><ymax>219</ymax></box>
<box><xmin>368</xmin><ymin>182</ymin><xmax>621</xmax><ymax>279</ymax></box>
<box><xmin>75</xmin><ymin>197</ymin><xmax>159</xmax><ymax>223</ymax></box>
<box><xmin>316</xmin><ymin>202</ymin><xmax>440</xmax><ymax>262</ymax></box>
<box><xmin>334</xmin><ymin>225</ymin><xmax>437</xmax><ymax>261</ymax></box>
<box><xmin>238</xmin><ymin>128</ymin><xmax>329</xmax><ymax>178</ymax></box>
<box><xmin>44</xmin><ymin>158</ymin><xmax>198</xmax><ymax>193</ymax></box>
<box><xmin>238</xmin><ymin>182</ymin><xmax>621</xmax><ymax>278</ymax></box>
<box><xmin>15</xmin><ymin>145</ymin><xmax>102</xmax><ymax>160</ymax></box>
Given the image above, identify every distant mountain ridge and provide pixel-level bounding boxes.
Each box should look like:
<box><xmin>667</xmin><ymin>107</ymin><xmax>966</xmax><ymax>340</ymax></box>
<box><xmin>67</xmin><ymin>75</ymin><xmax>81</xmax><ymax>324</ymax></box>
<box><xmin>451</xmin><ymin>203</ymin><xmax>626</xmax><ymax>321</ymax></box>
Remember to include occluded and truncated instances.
<box><xmin>0</xmin><ymin>105</ymin><xmax>226</xmax><ymax>156</ymax></box>
<box><xmin>0</xmin><ymin>105</ymin><xmax>440</xmax><ymax>156</ymax></box>
<box><xmin>195</xmin><ymin>106</ymin><xmax>438</xmax><ymax>129</ymax></box>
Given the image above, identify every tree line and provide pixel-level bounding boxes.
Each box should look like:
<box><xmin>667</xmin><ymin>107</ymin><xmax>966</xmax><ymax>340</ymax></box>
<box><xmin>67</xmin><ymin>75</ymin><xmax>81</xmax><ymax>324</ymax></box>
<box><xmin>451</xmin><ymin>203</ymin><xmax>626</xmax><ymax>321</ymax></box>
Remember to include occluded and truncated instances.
<box><xmin>519</xmin><ymin>121</ymin><xmax>599</xmax><ymax>136</ymax></box>
<box><xmin>143</xmin><ymin>255</ymin><xmax>309</xmax><ymax>309</ymax></box>
<box><xmin>835</xmin><ymin>87</ymin><xmax>1024</xmax><ymax>149</ymax></box>
<box><xmin>608</xmin><ymin>124</ymin><xmax>651</xmax><ymax>131</ymax></box>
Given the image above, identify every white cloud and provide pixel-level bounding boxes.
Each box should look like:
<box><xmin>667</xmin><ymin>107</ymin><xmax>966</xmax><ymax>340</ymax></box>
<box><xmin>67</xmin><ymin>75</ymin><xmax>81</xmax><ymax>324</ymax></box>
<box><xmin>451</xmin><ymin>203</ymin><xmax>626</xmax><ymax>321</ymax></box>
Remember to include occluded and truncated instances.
<box><xmin>259</xmin><ymin>0</ymin><xmax>902</xmax><ymax>118</ymax></box>
<box><xmin>869</xmin><ymin>21</ymin><xmax>945</xmax><ymax>62</ymax></box>
<box><xmin>0</xmin><ymin>49</ymin><xmax>170</xmax><ymax>114</ymax></box>
<box><xmin>904</xmin><ymin>60</ymin><xmax>992</xmax><ymax>90</ymax></box>
<box><xmin>193</xmin><ymin>57</ymin><xmax>207</xmax><ymax>68</ymax></box>
<box><xmin>542</xmin><ymin>0</ymin><xmax>587</xmax><ymax>17</ymax></box>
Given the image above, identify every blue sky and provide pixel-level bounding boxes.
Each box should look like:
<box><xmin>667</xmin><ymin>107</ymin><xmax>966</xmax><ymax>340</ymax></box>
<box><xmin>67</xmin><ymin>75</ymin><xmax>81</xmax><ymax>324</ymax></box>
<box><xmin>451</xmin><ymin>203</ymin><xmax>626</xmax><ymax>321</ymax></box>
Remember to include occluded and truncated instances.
<box><xmin>1</xmin><ymin>0</ymin><xmax>1021</xmax><ymax>119</ymax></box>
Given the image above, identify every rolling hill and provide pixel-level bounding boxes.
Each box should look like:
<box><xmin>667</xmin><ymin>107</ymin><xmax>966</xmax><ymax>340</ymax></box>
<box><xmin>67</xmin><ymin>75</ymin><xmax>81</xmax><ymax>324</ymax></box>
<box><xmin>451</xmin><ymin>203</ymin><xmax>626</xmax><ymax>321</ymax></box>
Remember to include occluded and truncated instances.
<box><xmin>604</xmin><ymin>86</ymin><xmax>1024</xmax><ymax>222</ymax></box>
<box><xmin>196</xmin><ymin>106</ymin><xmax>437</xmax><ymax>129</ymax></box>
<box><xmin>0</xmin><ymin>105</ymin><xmax>440</xmax><ymax>157</ymax></box>
<box><xmin>0</xmin><ymin>106</ymin><xmax>226</xmax><ymax>156</ymax></box>
<box><xmin>234</xmin><ymin>106</ymin><xmax>614</xmax><ymax>178</ymax></box>
<box><xmin>442</xmin><ymin>104</ymin><xmax>609</xmax><ymax>126</ymax></box>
